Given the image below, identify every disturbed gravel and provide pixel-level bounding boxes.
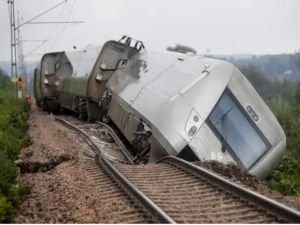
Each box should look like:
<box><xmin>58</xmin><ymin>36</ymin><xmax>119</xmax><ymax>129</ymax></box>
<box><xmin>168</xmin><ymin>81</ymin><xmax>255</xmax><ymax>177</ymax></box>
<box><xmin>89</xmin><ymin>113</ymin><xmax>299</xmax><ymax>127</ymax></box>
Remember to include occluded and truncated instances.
<box><xmin>199</xmin><ymin>161</ymin><xmax>300</xmax><ymax>211</ymax></box>
<box><xmin>16</xmin><ymin>104</ymin><xmax>300</xmax><ymax>223</ymax></box>
<box><xmin>115</xmin><ymin>162</ymin><xmax>282</xmax><ymax>223</ymax></box>
<box><xmin>16</xmin><ymin>105</ymin><xmax>150</xmax><ymax>223</ymax></box>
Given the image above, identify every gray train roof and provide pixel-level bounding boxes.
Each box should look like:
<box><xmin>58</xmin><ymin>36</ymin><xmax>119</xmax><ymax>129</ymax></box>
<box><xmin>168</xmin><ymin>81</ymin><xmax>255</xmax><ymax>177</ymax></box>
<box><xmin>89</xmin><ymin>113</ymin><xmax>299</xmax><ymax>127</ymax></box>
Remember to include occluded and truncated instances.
<box><xmin>38</xmin><ymin>51</ymin><xmax>65</xmax><ymax>70</ymax></box>
<box><xmin>107</xmin><ymin>49</ymin><xmax>238</xmax><ymax>154</ymax></box>
<box><xmin>65</xmin><ymin>45</ymin><xmax>102</xmax><ymax>77</ymax></box>
<box><xmin>107</xmin><ymin>49</ymin><xmax>234</xmax><ymax>102</ymax></box>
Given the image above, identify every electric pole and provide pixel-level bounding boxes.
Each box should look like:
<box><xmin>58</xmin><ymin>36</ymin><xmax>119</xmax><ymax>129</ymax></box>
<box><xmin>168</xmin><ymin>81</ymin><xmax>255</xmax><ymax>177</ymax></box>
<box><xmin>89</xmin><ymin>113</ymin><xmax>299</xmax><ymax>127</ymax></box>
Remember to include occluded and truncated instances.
<box><xmin>17</xmin><ymin>12</ymin><xmax>27</xmax><ymax>92</ymax></box>
<box><xmin>8</xmin><ymin>0</ymin><xmax>18</xmax><ymax>96</ymax></box>
<box><xmin>7</xmin><ymin>0</ymin><xmax>83</xmax><ymax>98</ymax></box>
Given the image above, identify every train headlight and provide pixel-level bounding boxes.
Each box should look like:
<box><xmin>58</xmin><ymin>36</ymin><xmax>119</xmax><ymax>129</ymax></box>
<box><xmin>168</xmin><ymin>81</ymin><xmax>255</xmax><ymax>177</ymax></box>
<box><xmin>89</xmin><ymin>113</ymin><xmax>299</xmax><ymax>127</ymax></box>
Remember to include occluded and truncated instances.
<box><xmin>185</xmin><ymin>109</ymin><xmax>203</xmax><ymax>139</ymax></box>
<box><xmin>44</xmin><ymin>78</ymin><xmax>49</xmax><ymax>85</ymax></box>
<box><xmin>100</xmin><ymin>63</ymin><xmax>106</xmax><ymax>70</ymax></box>
<box><xmin>95</xmin><ymin>73</ymin><xmax>103</xmax><ymax>81</ymax></box>
<box><xmin>54</xmin><ymin>80</ymin><xmax>59</xmax><ymax>86</ymax></box>
<box><xmin>188</xmin><ymin>126</ymin><xmax>197</xmax><ymax>136</ymax></box>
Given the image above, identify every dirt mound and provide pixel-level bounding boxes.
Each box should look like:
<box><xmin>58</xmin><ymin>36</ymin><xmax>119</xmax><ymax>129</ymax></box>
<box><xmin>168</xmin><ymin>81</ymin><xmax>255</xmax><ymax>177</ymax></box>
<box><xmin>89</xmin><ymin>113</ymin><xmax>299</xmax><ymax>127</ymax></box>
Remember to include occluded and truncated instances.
<box><xmin>199</xmin><ymin>160</ymin><xmax>261</xmax><ymax>190</ymax></box>
<box><xmin>196</xmin><ymin>160</ymin><xmax>300</xmax><ymax>211</ymax></box>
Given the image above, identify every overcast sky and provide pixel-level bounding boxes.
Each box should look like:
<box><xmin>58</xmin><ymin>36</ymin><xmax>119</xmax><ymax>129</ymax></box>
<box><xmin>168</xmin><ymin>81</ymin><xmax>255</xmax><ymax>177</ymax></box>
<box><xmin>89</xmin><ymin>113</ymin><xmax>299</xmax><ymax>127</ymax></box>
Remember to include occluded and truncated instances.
<box><xmin>0</xmin><ymin>0</ymin><xmax>299</xmax><ymax>62</ymax></box>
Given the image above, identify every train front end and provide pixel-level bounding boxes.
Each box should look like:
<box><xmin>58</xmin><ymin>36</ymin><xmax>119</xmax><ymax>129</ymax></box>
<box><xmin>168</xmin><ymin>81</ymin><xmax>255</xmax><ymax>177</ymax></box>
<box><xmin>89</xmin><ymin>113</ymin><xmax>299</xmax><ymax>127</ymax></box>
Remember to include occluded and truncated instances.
<box><xmin>183</xmin><ymin>59</ymin><xmax>286</xmax><ymax>178</ymax></box>
<box><xmin>35</xmin><ymin>52</ymin><xmax>71</xmax><ymax>111</ymax></box>
<box><xmin>106</xmin><ymin>49</ymin><xmax>285</xmax><ymax>178</ymax></box>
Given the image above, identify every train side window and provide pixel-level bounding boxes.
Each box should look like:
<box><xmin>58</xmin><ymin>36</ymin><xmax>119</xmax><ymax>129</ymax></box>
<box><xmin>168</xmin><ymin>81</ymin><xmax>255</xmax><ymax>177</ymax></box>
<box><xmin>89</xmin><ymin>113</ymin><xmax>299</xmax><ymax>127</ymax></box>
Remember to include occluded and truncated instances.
<box><xmin>55</xmin><ymin>62</ymin><xmax>61</xmax><ymax>71</ymax></box>
<box><xmin>119</xmin><ymin>58</ymin><xmax>128</xmax><ymax>67</ymax></box>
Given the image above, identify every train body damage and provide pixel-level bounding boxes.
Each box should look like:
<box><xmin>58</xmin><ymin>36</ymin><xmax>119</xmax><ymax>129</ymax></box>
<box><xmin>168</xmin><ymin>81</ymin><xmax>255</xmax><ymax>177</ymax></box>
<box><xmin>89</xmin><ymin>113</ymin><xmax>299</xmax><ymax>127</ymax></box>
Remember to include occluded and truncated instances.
<box><xmin>58</xmin><ymin>40</ymin><xmax>140</xmax><ymax>120</ymax></box>
<box><xmin>34</xmin><ymin>36</ymin><xmax>286</xmax><ymax>178</ymax></box>
<box><xmin>106</xmin><ymin>50</ymin><xmax>286</xmax><ymax>178</ymax></box>
<box><xmin>34</xmin><ymin>52</ymin><xmax>72</xmax><ymax>111</ymax></box>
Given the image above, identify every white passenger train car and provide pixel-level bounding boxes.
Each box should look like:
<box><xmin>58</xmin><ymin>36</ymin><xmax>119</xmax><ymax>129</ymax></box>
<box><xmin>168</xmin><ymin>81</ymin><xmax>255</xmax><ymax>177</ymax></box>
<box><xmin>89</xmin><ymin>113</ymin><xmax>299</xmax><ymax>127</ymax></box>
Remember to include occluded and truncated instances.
<box><xmin>106</xmin><ymin>50</ymin><xmax>286</xmax><ymax>178</ymax></box>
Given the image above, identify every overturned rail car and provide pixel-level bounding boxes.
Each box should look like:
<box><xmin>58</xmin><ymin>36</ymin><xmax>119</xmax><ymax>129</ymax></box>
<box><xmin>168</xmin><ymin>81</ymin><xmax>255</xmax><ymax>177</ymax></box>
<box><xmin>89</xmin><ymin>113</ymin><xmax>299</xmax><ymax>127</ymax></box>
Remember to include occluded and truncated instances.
<box><xmin>34</xmin><ymin>36</ymin><xmax>286</xmax><ymax>178</ymax></box>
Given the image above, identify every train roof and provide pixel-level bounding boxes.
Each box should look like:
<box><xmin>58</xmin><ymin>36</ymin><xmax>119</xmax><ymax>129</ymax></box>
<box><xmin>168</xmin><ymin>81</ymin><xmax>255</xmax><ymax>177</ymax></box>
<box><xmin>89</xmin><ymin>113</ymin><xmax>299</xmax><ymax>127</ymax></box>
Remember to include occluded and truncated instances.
<box><xmin>65</xmin><ymin>45</ymin><xmax>102</xmax><ymax>77</ymax></box>
<box><xmin>109</xmin><ymin>49</ymin><xmax>234</xmax><ymax>99</ymax></box>
<box><xmin>37</xmin><ymin>51</ymin><xmax>65</xmax><ymax>67</ymax></box>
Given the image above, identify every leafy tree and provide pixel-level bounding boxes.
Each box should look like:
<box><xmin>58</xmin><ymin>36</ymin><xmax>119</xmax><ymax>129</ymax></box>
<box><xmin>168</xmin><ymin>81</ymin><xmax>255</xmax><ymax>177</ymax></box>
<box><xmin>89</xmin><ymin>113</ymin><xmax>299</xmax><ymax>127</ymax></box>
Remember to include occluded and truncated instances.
<box><xmin>227</xmin><ymin>51</ymin><xmax>300</xmax><ymax>80</ymax></box>
<box><xmin>166</xmin><ymin>44</ymin><xmax>197</xmax><ymax>54</ymax></box>
<box><xmin>294</xmin><ymin>49</ymin><xmax>300</xmax><ymax>69</ymax></box>
<box><xmin>295</xmin><ymin>82</ymin><xmax>300</xmax><ymax>104</ymax></box>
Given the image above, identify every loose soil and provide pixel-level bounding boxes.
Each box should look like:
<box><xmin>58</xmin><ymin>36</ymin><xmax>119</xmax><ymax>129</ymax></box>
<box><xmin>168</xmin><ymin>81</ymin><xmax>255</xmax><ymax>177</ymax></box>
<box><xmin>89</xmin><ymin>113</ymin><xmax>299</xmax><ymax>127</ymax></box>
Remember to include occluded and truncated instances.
<box><xmin>16</xmin><ymin>105</ymin><xmax>149</xmax><ymax>223</ymax></box>
<box><xmin>199</xmin><ymin>161</ymin><xmax>300</xmax><ymax>211</ymax></box>
<box><xmin>16</xmin><ymin>104</ymin><xmax>300</xmax><ymax>223</ymax></box>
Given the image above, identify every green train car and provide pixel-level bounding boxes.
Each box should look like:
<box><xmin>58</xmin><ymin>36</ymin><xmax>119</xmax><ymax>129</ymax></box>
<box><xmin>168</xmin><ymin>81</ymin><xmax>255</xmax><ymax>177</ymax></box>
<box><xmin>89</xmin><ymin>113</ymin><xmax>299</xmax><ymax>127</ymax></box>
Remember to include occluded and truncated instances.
<box><xmin>33</xmin><ymin>51</ymin><xmax>72</xmax><ymax>111</ymax></box>
<box><xmin>34</xmin><ymin>37</ymin><xmax>141</xmax><ymax>121</ymax></box>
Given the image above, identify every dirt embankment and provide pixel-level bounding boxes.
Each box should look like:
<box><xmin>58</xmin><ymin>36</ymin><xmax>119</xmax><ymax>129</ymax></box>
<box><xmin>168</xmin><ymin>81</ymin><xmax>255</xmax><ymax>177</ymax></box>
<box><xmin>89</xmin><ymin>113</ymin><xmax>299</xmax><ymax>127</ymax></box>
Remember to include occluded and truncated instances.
<box><xmin>16</xmin><ymin>105</ymin><xmax>146</xmax><ymax>223</ymax></box>
<box><xmin>199</xmin><ymin>161</ymin><xmax>300</xmax><ymax>211</ymax></box>
<box><xmin>16</xmin><ymin>104</ymin><xmax>300</xmax><ymax>223</ymax></box>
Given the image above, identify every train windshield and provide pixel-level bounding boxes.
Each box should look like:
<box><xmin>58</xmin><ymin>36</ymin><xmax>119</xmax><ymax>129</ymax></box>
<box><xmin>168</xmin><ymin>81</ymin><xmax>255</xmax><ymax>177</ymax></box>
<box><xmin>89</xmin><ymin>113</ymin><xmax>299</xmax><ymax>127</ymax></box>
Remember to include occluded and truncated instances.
<box><xmin>208</xmin><ymin>90</ymin><xmax>269</xmax><ymax>169</ymax></box>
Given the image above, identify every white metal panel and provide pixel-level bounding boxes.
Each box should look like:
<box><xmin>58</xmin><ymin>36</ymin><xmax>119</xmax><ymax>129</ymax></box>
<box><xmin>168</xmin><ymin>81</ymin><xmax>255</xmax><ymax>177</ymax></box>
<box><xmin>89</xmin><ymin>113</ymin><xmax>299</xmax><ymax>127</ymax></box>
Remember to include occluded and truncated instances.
<box><xmin>189</xmin><ymin>122</ymin><xmax>234</xmax><ymax>163</ymax></box>
<box><xmin>65</xmin><ymin>45</ymin><xmax>102</xmax><ymax>77</ymax></box>
<box><xmin>107</xmin><ymin>50</ymin><xmax>178</xmax><ymax>105</ymax></box>
<box><xmin>228</xmin><ymin>69</ymin><xmax>285</xmax><ymax>146</ymax></box>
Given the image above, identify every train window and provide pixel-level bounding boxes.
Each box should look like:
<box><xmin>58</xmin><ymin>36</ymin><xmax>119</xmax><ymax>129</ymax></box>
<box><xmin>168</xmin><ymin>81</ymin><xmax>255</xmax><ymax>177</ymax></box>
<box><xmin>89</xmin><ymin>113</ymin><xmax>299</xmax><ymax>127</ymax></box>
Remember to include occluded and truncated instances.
<box><xmin>208</xmin><ymin>90</ymin><xmax>270</xmax><ymax>169</ymax></box>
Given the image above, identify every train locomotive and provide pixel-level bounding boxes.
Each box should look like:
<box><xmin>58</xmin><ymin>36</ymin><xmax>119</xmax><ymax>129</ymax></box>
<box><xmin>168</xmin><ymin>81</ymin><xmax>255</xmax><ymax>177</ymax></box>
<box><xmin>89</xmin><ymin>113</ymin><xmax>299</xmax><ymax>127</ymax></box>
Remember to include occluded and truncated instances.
<box><xmin>34</xmin><ymin>36</ymin><xmax>286</xmax><ymax>178</ymax></box>
<box><xmin>33</xmin><ymin>51</ymin><xmax>72</xmax><ymax>111</ymax></box>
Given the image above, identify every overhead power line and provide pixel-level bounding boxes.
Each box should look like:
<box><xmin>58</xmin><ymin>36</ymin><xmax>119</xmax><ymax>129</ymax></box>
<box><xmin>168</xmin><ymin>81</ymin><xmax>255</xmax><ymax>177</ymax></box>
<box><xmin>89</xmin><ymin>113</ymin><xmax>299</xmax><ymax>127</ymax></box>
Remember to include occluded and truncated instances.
<box><xmin>23</xmin><ymin>39</ymin><xmax>47</xmax><ymax>42</ymax></box>
<box><xmin>49</xmin><ymin>0</ymin><xmax>78</xmax><ymax>49</ymax></box>
<box><xmin>27</xmin><ymin>21</ymin><xmax>83</xmax><ymax>24</ymax></box>
<box><xmin>24</xmin><ymin>0</ymin><xmax>82</xmax><ymax>57</ymax></box>
<box><xmin>24</xmin><ymin>40</ymin><xmax>47</xmax><ymax>58</ymax></box>
<box><xmin>15</xmin><ymin>0</ymin><xmax>68</xmax><ymax>30</ymax></box>
<box><xmin>7</xmin><ymin>0</ymin><xmax>83</xmax><ymax>79</ymax></box>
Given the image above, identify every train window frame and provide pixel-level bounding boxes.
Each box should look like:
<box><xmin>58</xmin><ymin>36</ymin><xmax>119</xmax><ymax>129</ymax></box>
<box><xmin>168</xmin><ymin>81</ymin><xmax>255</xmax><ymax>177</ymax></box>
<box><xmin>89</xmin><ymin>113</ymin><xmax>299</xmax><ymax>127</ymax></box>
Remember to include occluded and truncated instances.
<box><xmin>207</xmin><ymin>88</ymin><xmax>271</xmax><ymax>169</ymax></box>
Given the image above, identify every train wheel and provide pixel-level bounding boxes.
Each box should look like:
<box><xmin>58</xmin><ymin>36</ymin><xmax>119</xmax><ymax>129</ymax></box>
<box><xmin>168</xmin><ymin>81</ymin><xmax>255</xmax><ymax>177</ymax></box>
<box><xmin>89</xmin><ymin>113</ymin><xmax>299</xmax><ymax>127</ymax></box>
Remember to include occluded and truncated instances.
<box><xmin>87</xmin><ymin>100</ymin><xmax>103</xmax><ymax>122</ymax></box>
<box><xmin>59</xmin><ymin>107</ymin><xmax>64</xmax><ymax>114</ymax></box>
<box><xmin>41</xmin><ymin>101</ymin><xmax>48</xmax><ymax>111</ymax></box>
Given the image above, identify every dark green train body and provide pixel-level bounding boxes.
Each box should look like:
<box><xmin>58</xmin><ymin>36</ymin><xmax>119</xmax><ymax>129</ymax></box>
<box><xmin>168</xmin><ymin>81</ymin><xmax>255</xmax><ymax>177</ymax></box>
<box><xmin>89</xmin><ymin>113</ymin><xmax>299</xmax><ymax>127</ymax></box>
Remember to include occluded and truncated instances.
<box><xmin>33</xmin><ymin>51</ymin><xmax>72</xmax><ymax>111</ymax></box>
<box><xmin>34</xmin><ymin>38</ymin><xmax>140</xmax><ymax>121</ymax></box>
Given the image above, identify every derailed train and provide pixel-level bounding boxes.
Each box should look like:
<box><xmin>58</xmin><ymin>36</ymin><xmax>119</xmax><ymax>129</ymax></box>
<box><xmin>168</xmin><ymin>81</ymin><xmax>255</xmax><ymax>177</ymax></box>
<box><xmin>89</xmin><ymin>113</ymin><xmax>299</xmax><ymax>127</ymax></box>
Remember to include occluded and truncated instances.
<box><xmin>34</xmin><ymin>36</ymin><xmax>286</xmax><ymax>178</ymax></box>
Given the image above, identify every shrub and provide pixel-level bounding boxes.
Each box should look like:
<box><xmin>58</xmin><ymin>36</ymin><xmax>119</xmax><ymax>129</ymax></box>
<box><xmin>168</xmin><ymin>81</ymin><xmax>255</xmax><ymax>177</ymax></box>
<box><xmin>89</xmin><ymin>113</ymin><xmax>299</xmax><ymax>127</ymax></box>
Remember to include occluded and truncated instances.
<box><xmin>266</xmin><ymin>153</ymin><xmax>300</xmax><ymax>196</ymax></box>
<box><xmin>0</xmin><ymin>71</ymin><xmax>30</xmax><ymax>222</ymax></box>
<box><xmin>0</xmin><ymin>196</ymin><xmax>15</xmax><ymax>223</ymax></box>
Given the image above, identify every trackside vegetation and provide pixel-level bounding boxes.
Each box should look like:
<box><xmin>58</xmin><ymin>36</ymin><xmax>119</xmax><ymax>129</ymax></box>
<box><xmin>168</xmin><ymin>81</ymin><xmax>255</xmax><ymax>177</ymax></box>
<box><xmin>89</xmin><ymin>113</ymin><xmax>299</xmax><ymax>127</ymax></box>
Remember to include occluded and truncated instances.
<box><xmin>168</xmin><ymin>43</ymin><xmax>300</xmax><ymax>196</ymax></box>
<box><xmin>241</xmin><ymin>65</ymin><xmax>300</xmax><ymax>196</ymax></box>
<box><xmin>0</xmin><ymin>68</ymin><xmax>30</xmax><ymax>222</ymax></box>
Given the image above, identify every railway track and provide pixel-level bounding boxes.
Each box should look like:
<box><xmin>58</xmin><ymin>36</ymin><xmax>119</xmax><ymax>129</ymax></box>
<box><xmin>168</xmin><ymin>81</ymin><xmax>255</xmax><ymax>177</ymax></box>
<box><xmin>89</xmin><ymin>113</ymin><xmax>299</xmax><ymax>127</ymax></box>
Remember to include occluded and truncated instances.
<box><xmin>79</xmin><ymin>154</ymin><xmax>153</xmax><ymax>223</ymax></box>
<box><xmin>54</xmin><ymin>115</ymin><xmax>173</xmax><ymax>223</ymax></box>
<box><xmin>53</xmin><ymin>115</ymin><xmax>300</xmax><ymax>223</ymax></box>
<box><xmin>115</xmin><ymin>157</ymin><xmax>300</xmax><ymax>223</ymax></box>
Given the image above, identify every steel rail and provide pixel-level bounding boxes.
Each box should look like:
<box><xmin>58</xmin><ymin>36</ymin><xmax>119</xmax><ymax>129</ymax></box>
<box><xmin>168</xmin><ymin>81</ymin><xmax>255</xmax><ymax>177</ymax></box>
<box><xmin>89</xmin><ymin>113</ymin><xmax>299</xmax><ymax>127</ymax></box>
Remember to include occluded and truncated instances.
<box><xmin>97</xmin><ymin>154</ymin><xmax>175</xmax><ymax>224</ymax></box>
<box><xmin>96</xmin><ymin>121</ymin><xmax>135</xmax><ymax>164</ymax></box>
<box><xmin>53</xmin><ymin>116</ymin><xmax>175</xmax><ymax>224</ymax></box>
<box><xmin>160</xmin><ymin>155</ymin><xmax>300</xmax><ymax>223</ymax></box>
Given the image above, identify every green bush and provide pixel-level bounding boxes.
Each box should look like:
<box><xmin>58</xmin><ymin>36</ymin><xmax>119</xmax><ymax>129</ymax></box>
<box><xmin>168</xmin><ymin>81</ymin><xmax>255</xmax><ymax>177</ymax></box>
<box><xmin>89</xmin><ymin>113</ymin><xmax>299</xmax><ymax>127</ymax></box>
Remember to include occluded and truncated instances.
<box><xmin>264</xmin><ymin>88</ymin><xmax>300</xmax><ymax>196</ymax></box>
<box><xmin>241</xmin><ymin>65</ymin><xmax>300</xmax><ymax>196</ymax></box>
<box><xmin>266</xmin><ymin>153</ymin><xmax>300</xmax><ymax>196</ymax></box>
<box><xmin>0</xmin><ymin>70</ymin><xmax>30</xmax><ymax>222</ymax></box>
<box><xmin>0</xmin><ymin>196</ymin><xmax>15</xmax><ymax>223</ymax></box>
<box><xmin>0</xmin><ymin>152</ymin><xmax>18</xmax><ymax>185</ymax></box>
